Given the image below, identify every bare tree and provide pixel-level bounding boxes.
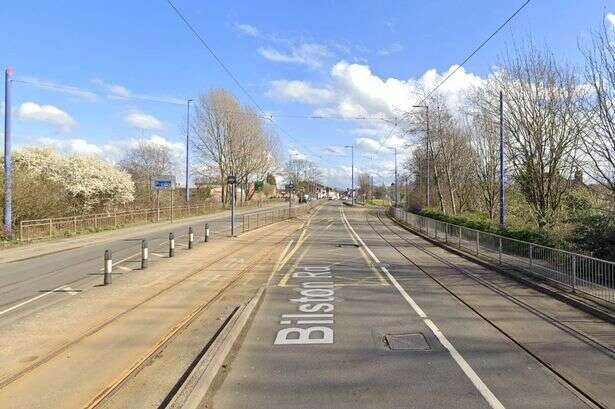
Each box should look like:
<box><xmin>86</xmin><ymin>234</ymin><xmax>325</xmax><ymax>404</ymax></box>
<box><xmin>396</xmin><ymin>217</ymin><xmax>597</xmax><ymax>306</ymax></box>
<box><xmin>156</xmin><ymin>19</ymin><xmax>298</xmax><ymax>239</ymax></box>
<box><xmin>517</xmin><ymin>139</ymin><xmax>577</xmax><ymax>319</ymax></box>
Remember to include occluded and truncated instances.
<box><xmin>479</xmin><ymin>42</ymin><xmax>584</xmax><ymax>227</ymax></box>
<box><xmin>463</xmin><ymin>91</ymin><xmax>500</xmax><ymax>219</ymax></box>
<box><xmin>192</xmin><ymin>89</ymin><xmax>279</xmax><ymax>204</ymax></box>
<box><xmin>580</xmin><ymin>20</ymin><xmax>615</xmax><ymax>199</ymax></box>
<box><xmin>357</xmin><ymin>172</ymin><xmax>371</xmax><ymax>197</ymax></box>
<box><xmin>119</xmin><ymin>141</ymin><xmax>176</xmax><ymax>206</ymax></box>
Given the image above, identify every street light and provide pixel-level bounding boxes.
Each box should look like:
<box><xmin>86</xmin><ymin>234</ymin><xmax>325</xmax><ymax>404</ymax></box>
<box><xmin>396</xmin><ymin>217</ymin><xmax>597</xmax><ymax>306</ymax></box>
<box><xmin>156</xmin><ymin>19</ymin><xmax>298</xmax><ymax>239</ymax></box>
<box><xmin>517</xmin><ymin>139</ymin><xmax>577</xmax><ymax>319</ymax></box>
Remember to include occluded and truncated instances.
<box><xmin>344</xmin><ymin>145</ymin><xmax>354</xmax><ymax>204</ymax></box>
<box><xmin>412</xmin><ymin>104</ymin><xmax>430</xmax><ymax>207</ymax></box>
<box><xmin>185</xmin><ymin>98</ymin><xmax>194</xmax><ymax>202</ymax></box>
<box><xmin>386</xmin><ymin>147</ymin><xmax>398</xmax><ymax>207</ymax></box>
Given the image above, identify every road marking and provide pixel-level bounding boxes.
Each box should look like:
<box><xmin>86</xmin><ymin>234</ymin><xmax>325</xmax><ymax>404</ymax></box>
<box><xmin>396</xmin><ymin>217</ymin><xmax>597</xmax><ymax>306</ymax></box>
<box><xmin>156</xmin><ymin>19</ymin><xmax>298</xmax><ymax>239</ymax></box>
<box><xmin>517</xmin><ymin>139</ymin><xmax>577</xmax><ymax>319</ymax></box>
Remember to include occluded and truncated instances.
<box><xmin>118</xmin><ymin>265</ymin><xmax>132</xmax><ymax>272</ymax></box>
<box><xmin>381</xmin><ymin>266</ymin><xmax>426</xmax><ymax>318</ymax></box>
<box><xmin>277</xmin><ymin>229</ymin><xmax>310</xmax><ymax>287</ymax></box>
<box><xmin>0</xmin><ymin>284</ymin><xmax>67</xmax><ymax>316</ymax></box>
<box><xmin>63</xmin><ymin>286</ymin><xmax>80</xmax><ymax>295</ymax></box>
<box><xmin>340</xmin><ymin>208</ymin><xmax>388</xmax><ymax>286</ymax></box>
<box><xmin>275</xmin><ymin>266</ymin><xmax>335</xmax><ymax>345</ymax></box>
<box><xmin>340</xmin><ymin>207</ymin><xmax>505</xmax><ymax>409</ymax></box>
<box><xmin>151</xmin><ymin>252</ymin><xmax>165</xmax><ymax>257</ymax></box>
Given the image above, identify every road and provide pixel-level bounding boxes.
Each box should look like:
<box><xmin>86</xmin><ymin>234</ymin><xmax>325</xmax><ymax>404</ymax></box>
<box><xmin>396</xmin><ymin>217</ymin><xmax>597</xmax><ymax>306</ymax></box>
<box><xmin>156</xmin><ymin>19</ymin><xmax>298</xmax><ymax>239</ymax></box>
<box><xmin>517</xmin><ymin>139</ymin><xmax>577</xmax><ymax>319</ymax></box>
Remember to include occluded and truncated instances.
<box><xmin>210</xmin><ymin>202</ymin><xmax>614</xmax><ymax>409</ymax></box>
<box><xmin>0</xmin><ymin>201</ymin><xmax>297</xmax><ymax>326</ymax></box>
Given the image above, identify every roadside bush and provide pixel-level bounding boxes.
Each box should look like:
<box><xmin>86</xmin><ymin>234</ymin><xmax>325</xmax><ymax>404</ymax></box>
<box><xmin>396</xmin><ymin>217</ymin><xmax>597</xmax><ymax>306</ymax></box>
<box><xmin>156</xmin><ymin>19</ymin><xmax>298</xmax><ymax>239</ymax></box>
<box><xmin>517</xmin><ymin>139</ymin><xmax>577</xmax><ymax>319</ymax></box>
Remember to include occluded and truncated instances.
<box><xmin>418</xmin><ymin>208</ymin><xmax>563</xmax><ymax>248</ymax></box>
<box><xmin>569</xmin><ymin>213</ymin><xmax>615</xmax><ymax>261</ymax></box>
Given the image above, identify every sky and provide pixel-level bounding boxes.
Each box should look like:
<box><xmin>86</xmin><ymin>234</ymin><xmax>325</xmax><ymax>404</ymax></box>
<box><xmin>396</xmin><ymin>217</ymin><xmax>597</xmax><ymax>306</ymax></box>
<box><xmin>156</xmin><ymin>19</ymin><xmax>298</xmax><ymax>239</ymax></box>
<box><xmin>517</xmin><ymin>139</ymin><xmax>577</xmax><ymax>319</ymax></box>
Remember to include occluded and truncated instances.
<box><xmin>1</xmin><ymin>0</ymin><xmax>614</xmax><ymax>188</ymax></box>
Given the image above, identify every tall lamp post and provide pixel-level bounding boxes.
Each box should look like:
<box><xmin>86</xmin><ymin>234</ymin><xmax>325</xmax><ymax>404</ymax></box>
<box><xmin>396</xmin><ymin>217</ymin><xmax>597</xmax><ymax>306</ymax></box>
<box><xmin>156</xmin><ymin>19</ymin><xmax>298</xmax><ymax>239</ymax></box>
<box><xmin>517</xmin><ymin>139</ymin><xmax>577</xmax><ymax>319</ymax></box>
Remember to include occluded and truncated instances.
<box><xmin>386</xmin><ymin>147</ymin><xmax>398</xmax><ymax>207</ymax></box>
<box><xmin>3</xmin><ymin>68</ymin><xmax>12</xmax><ymax>239</ymax></box>
<box><xmin>344</xmin><ymin>145</ymin><xmax>354</xmax><ymax>204</ymax></box>
<box><xmin>412</xmin><ymin>105</ymin><xmax>430</xmax><ymax>207</ymax></box>
<box><xmin>185</xmin><ymin>98</ymin><xmax>194</xmax><ymax>202</ymax></box>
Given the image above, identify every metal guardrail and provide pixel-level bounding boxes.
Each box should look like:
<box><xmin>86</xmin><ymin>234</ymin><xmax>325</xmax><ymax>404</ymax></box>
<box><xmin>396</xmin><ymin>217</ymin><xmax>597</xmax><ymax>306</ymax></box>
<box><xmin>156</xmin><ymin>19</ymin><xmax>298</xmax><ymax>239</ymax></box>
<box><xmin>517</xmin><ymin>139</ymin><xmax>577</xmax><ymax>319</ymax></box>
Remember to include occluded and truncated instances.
<box><xmin>18</xmin><ymin>199</ymin><xmax>284</xmax><ymax>242</ymax></box>
<box><xmin>389</xmin><ymin>207</ymin><xmax>615</xmax><ymax>306</ymax></box>
<box><xmin>241</xmin><ymin>200</ymin><xmax>323</xmax><ymax>233</ymax></box>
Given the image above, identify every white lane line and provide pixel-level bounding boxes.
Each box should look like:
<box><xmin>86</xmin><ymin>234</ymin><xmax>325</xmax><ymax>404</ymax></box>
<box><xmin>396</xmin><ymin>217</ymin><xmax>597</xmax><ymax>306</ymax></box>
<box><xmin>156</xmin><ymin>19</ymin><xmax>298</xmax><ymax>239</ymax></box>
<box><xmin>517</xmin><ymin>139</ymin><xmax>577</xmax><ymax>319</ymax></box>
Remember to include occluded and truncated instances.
<box><xmin>118</xmin><ymin>266</ymin><xmax>132</xmax><ymax>272</ymax></box>
<box><xmin>0</xmin><ymin>284</ymin><xmax>67</xmax><ymax>316</ymax></box>
<box><xmin>423</xmin><ymin>318</ymin><xmax>505</xmax><ymax>409</ymax></box>
<box><xmin>340</xmin><ymin>207</ymin><xmax>505</xmax><ymax>409</ymax></box>
<box><xmin>381</xmin><ymin>266</ymin><xmax>426</xmax><ymax>318</ymax></box>
<box><xmin>151</xmin><ymin>252</ymin><xmax>165</xmax><ymax>257</ymax></box>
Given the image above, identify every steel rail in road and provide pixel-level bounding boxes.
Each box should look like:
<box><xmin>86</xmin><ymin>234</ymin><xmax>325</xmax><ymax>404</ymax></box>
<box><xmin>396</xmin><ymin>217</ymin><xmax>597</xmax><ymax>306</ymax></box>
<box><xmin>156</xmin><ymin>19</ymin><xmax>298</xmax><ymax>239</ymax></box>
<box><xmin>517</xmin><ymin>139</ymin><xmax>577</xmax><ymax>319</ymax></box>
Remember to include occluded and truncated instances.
<box><xmin>367</xmin><ymin>209</ymin><xmax>612</xmax><ymax>409</ymax></box>
<box><xmin>88</xmin><ymin>204</ymin><xmax>322</xmax><ymax>408</ymax></box>
<box><xmin>0</xmin><ymin>219</ymin><xmax>299</xmax><ymax>398</ymax></box>
<box><xmin>389</xmin><ymin>207</ymin><xmax>615</xmax><ymax>306</ymax></box>
<box><xmin>241</xmin><ymin>200</ymin><xmax>322</xmax><ymax>233</ymax></box>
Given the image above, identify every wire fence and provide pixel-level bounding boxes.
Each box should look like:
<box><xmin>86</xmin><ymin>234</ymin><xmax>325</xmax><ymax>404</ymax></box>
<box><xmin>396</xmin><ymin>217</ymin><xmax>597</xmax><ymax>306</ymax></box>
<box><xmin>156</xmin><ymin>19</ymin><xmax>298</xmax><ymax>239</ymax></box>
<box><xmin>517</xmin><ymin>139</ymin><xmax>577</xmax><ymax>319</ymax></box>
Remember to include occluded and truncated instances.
<box><xmin>241</xmin><ymin>201</ymin><xmax>321</xmax><ymax>233</ymax></box>
<box><xmin>19</xmin><ymin>199</ymin><xmax>284</xmax><ymax>242</ymax></box>
<box><xmin>389</xmin><ymin>207</ymin><xmax>615</xmax><ymax>307</ymax></box>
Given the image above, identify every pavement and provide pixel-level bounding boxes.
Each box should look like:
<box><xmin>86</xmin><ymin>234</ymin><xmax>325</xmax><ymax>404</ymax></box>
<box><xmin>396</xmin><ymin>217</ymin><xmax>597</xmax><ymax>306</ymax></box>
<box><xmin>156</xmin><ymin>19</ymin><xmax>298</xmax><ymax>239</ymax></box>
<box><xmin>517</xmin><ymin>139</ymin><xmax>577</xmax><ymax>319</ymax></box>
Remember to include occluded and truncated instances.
<box><xmin>209</xmin><ymin>202</ymin><xmax>615</xmax><ymax>409</ymax></box>
<box><xmin>0</xmin><ymin>208</ymin><xmax>308</xmax><ymax>408</ymax></box>
<box><xmin>0</xmin><ymin>200</ymin><xmax>301</xmax><ymax>327</ymax></box>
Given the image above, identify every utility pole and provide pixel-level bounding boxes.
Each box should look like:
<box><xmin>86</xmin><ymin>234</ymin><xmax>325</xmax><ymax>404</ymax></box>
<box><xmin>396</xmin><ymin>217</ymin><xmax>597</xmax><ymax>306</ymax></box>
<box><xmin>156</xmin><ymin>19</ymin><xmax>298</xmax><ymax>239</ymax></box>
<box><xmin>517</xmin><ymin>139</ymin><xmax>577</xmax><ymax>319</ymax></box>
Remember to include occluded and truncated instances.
<box><xmin>228</xmin><ymin>174</ymin><xmax>236</xmax><ymax>236</ymax></box>
<box><xmin>345</xmin><ymin>145</ymin><xmax>354</xmax><ymax>204</ymax></box>
<box><xmin>499</xmin><ymin>91</ymin><xmax>505</xmax><ymax>227</ymax></box>
<box><xmin>412</xmin><ymin>105</ymin><xmax>430</xmax><ymax>207</ymax></box>
<box><xmin>185</xmin><ymin>98</ymin><xmax>194</xmax><ymax>202</ymax></box>
<box><xmin>394</xmin><ymin>147</ymin><xmax>398</xmax><ymax>207</ymax></box>
<box><xmin>3</xmin><ymin>68</ymin><xmax>12</xmax><ymax>239</ymax></box>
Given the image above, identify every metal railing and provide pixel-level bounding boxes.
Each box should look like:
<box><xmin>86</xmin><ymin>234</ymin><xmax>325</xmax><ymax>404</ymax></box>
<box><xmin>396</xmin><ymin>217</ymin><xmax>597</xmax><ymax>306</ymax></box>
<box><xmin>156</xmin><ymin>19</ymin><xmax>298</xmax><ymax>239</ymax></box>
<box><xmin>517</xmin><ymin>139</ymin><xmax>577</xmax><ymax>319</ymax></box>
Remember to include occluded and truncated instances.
<box><xmin>389</xmin><ymin>207</ymin><xmax>615</xmax><ymax>306</ymax></box>
<box><xmin>18</xmin><ymin>199</ymin><xmax>283</xmax><ymax>242</ymax></box>
<box><xmin>241</xmin><ymin>200</ymin><xmax>322</xmax><ymax>233</ymax></box>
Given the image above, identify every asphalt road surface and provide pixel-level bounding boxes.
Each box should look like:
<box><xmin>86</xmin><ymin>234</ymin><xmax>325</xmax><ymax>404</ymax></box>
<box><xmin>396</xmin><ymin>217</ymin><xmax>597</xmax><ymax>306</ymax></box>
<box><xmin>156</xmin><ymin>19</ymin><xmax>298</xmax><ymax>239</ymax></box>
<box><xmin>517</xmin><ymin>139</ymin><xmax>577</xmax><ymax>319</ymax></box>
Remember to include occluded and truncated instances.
<box><xmin>210</xmin><ymin>202</ymin><xmax>614</xmax><ymax>409</ymax></box>
<box><xmin>0</xmin><ymin>201</ymin><xmax>296</xmax><ymax>327</ymax></box>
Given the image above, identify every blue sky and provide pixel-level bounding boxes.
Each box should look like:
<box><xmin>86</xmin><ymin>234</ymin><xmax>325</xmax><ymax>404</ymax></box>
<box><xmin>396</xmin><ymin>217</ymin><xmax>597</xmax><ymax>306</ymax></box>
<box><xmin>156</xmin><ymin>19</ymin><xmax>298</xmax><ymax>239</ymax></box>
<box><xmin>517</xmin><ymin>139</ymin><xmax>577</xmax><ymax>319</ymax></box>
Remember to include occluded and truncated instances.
<box><xmin>1</xmin><ymin>1</ymin><xmax>614</xmax><ymax>188</ymax></box>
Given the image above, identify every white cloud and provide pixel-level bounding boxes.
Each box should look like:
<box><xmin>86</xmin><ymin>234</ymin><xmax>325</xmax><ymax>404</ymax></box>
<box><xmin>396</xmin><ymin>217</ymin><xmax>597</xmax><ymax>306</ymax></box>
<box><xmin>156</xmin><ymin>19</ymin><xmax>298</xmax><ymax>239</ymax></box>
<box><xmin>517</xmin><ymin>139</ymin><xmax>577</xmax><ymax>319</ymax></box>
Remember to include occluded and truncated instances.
<box><xmin>17</xmin><ymin>102</ymin><xmax>76</xmax><ymax>131</ymax></box>
<box><xmin>377</xmin><ymin>42</ymin><xmax>403</xmax><ymax>56</ymax></box>
<box><xmin>324</xmin><ymin>146</ymin><xmax>346</xmax><ymax>156</ymax></box>
<box><xmin>18</xmin><ymin>77</ymin><xmax>99</xmax><ymax>102</ymax></box>
<box><xmin>258</xmin><ymin>43</ymin><xmax>332</xmax><ymax>69</ymax></box>
<box><xmin>236</xmin><ymin>23</ymin><xmax>261</xmax><ymax>38</ymax></box>
<box><xmin>288</xmin><ymin>147</ymin><xmax>307</xmax><ymax>160</ymax></box>
<box><xmin>607</xmin><ymin>13</ymin><xmax>615</xmax><ymax>28</ymax></box>
<box><xmin>142</xmin><ymin>134</ymin><xmax>183</xmax><ymax>152</ymax></box>
<box><xmin>267</xmin><ymin>80</ymin><xmax>335</xmax><ymax>104</ymax></box>
<box><xmin>92</xmin><ymin>78</ymin><xmax>184</xmax><ymax>105</ymax></box>
<box><xmin>266</xmin><ymin>61</ymin><xmax>484</xmax><ymax>146</ymax></box>
<box><xmin>31</xmin><ymin>134</ymin><xmax>184</xmax><ymax>167</ymax></box>
<box><xmin>124</xmin><ymin>112</ymin><xmax>164</xmax><ymax>130</ymax></box>
<box><xmin>37</xmin><ymin>137</ymin><xmax>102</xmax><ymax>155</ymax></box>
<box><xmin>269</xmin><ymin>61</ymin><xmax>483</xmax><ymax>118</ymax></box>
<box><xmin>355</xmin><ymin>137</ymin><xmax>382</xmax><ymax>152</ymax></box>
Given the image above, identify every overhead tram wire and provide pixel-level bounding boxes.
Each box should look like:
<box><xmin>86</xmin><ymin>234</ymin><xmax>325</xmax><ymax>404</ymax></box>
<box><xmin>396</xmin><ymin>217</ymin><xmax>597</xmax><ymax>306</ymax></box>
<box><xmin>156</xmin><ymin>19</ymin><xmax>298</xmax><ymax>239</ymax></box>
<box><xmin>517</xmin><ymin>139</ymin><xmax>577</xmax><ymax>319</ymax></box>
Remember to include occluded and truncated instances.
<box><xmin>416</xmin><ymin>0</ymin><xmax>531</xmax><ymax>106</ymax></box>
<box><xmin>165</xmin><ymin>0</ymin><xmax>322</xmax><ymax>160</ymax></box>
<box><xmin>378</xmin><ymin>0</ymin><xmax>532</xmax><ymax>150</ymax></box>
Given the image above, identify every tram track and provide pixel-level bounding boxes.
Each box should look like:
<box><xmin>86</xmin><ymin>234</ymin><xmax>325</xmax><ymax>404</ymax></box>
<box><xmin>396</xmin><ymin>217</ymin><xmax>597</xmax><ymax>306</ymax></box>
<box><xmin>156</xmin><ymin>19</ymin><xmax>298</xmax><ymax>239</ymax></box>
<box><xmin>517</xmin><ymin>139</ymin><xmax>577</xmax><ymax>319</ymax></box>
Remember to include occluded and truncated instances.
<box><xmin>366</xmin><ymin>209</ymin><xmax>612</xmax><ymax>409</ymax></box>
<box><xmin>0</xmin><ymin>218</ymin><xmax>301</xmax><ymax>396</ymax></box>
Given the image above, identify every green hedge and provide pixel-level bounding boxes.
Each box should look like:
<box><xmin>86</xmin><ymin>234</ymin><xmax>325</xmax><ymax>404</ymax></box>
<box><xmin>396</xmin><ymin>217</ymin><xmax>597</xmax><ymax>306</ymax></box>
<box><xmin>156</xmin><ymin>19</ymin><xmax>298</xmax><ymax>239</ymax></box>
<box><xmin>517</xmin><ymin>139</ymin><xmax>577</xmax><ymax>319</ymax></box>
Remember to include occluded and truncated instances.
<box><xmin>417</xmin><ymin>208</ymin><xmax>563</xmax><ymax>248</ymax></box>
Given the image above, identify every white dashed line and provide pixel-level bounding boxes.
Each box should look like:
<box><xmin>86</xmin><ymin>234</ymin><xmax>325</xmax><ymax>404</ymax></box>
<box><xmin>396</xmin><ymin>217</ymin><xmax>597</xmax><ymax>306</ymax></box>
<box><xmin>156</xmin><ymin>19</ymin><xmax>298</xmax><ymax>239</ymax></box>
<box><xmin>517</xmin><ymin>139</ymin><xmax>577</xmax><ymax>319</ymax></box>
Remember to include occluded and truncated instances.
<box><xmin>340</xmin><ymin>207</ymin><xmax>505</xmax><ymax>409</ymax></box>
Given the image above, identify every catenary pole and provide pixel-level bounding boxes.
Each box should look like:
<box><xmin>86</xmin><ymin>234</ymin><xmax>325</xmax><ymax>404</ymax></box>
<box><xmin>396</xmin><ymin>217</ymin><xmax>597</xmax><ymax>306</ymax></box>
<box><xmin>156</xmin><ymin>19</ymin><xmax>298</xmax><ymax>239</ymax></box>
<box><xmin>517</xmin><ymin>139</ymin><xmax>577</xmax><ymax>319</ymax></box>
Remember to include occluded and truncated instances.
<box><xmin>499</xmin><ymin>91</ymin><xmax>505</xmax><ymax>226</ymax></box>
<box><xmin>4</xmin><ymin>68</ymin><xmax>12</xmax><ymax>239</ymax></box>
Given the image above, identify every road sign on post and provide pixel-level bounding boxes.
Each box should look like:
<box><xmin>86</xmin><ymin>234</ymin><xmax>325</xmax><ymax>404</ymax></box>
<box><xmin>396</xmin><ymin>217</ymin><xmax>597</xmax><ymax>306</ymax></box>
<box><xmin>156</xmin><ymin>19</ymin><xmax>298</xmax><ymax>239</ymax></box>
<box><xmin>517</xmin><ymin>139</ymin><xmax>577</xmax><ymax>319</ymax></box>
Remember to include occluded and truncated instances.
<box><xmin>228</xmin><ymin>174</ymin><xmax>236</xmax><ymax>236</ymax></box>
<box><xmin>151</xmin><ymin>176</ymin><xmax>176</xmax><ymax>190</ymax></box>
<box><xmin>152</xmin><ymin>176</ymin><xmax>176</xmax><ymax>222</ymax></box>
